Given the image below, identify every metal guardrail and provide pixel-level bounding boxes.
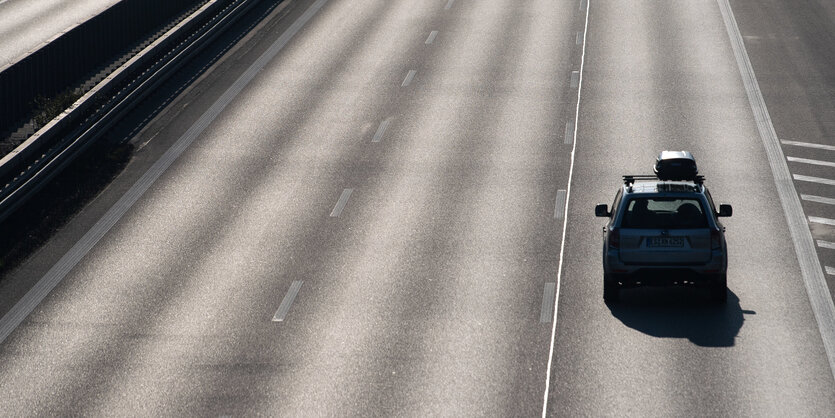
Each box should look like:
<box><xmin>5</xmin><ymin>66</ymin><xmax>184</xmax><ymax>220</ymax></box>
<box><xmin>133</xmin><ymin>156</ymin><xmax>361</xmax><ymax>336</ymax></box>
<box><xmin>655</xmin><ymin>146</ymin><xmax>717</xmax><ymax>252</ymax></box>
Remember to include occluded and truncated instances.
<box><xmin>0</xmin><ymin>0</ymin><xmax>264</xmax><ymax>224</ymax></box>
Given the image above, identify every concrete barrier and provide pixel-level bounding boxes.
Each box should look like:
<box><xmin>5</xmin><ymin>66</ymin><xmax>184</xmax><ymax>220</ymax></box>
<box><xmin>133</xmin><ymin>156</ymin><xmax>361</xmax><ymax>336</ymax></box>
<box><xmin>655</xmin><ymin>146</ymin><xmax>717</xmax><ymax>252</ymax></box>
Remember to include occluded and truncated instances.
<box><xmin>0</xmin><ymin>0</ymin><xmax>207</xmax><ymax>136</ymax></box>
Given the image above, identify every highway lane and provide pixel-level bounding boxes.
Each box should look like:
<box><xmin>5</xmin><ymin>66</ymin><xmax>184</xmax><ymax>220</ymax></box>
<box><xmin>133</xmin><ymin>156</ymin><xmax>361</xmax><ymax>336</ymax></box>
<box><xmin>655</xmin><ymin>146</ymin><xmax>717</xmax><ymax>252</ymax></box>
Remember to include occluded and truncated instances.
<box><xmin>0</xmin><ymin>0</ymin><xmax>123</xmax><ymax>69</ymax></box>
<box><xmin>548</xmin><ymin>0</ymin><xmax>835</xmax><ymax>416</ymax></box>
<box><xmin>0</xmin><ymin>0</ymin><xmax>581</xmax><ymax>414</ymax></box>
<box><xmin>728</xmin><ymin>0</ymin><xmax>835</xmax><ymax>301</ymax></box>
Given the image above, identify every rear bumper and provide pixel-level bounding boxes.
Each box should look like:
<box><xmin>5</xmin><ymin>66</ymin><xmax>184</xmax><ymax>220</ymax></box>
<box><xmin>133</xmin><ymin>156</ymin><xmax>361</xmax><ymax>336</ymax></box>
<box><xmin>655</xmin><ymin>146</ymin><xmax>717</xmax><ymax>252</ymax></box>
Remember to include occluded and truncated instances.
<box><xmin>603</xmin><ymin>250</ymin><xmax>726</xmax><ymax>287</ymax></box>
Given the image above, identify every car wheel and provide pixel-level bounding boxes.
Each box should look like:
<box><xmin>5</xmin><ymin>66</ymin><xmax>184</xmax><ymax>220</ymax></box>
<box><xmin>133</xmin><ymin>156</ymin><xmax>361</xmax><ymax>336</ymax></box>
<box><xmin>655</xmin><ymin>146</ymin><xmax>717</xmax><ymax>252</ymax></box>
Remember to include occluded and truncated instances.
<box><xmin>604</xmin><ymin>274</ymin><xmax>619</xmax><ymax>303</ymax></box>
<box><xmin>709</xmin><ymin>274</ymin><xmax>727</xmax><ymax>304</ymax></box>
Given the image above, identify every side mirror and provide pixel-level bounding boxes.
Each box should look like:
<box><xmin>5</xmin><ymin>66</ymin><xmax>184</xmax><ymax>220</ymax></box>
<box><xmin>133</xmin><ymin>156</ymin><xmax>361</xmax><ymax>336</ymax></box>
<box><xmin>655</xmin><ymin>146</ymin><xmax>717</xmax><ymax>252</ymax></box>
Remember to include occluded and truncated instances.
<box><xmin>717</xmin><ymin>204</ymin><xmax>733</xmax><ymax>217</ymax></box>
<box><xmin>595</xmin><ymin>204</ymin><xmax>610</xmax><ymax>217</ymax></box>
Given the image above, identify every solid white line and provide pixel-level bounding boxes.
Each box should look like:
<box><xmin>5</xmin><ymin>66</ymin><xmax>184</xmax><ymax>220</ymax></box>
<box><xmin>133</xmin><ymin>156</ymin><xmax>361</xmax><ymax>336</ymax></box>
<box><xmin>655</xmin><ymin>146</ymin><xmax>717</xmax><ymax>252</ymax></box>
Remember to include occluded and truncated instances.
<box><xmin>564</xmin><ymin>121</ymin><xmax>574</xmax><ymax>144</ymax></box>
<box><xmin>782</xmin><ymin>139</ymin><xmax>835</xmax><ymax>152</ymax></box>
<box><xmin>543</xmin><ymin>0</ymin><xmax>590</xmax><ymax>415</ymax></box>
<box><xmin>445</xmin><ymin>0</ymin><xmax>455</xmax><ymax>10</ymax></box>
<box><xmin>372</xmin><ymin>119</ymin><xmax>390</xmax><ymax>143</ymax></box>
<box><xmin>0</xmin><ymin>0</ymin><xmax>331</xmax><ymax>347</ymax></box>
<box><xmin>827</xmin><ymin>267</ymin><xmax>835</xmax><ymax>276</ymax></box>
<box><xmin>554</xmin><ymin>190</ymin><xmax>567</xmax><ymax>219</ymax></box>
<box><xmin>425</xmin><ymin>30</ymin><xmax>439</xmax><ymax>45</ymax></box>
<box><xmin>788</xmin><ymin>156</ymin><xmax>835</xmax><ymax>168</ymax></box>
<box><xmin>540</xmin><ymin>283</ymin><xmax>556</xmax><ymax>323</ymax></box>
<box><xmin>802</xmin><ymin>194</ymin><xmax>835</xmax><ymax>206</ymax></box>
<box><xmin>402</xmin><ymin>70</ymin><xmax>417</xmax><ymax>87</ymax></box>
<box><xmin>570</xmin><ymin>71</ymin><xmax>579</xmax><ymax>88</ymax></box>
<box><xmin>795</xmin><ymin>174</ymin><xmax>835</xmax><ymax>187</ymax></box>
<box><xmin>273</xmin><ymin>281</ymin><xmax>303</xmax><ymax>321</ymax></box>
<box><xmin>818</xmin><ymin>240</ymin><xmax>835</xmax><ymax>250</ymax></box>
<box><xmin>718</xmin><ymin>0</ymin><xmax>835</xmax><ymax>381</ymax></box>
<box><xmin>809</xmin><ymin>216</ymin><xmax>835</xmax><ymax>226</ymax></box>
<box><xmin>330</xmin><ymin>189</ymin><xmax>353</xmax><ymax>217</ymax></box>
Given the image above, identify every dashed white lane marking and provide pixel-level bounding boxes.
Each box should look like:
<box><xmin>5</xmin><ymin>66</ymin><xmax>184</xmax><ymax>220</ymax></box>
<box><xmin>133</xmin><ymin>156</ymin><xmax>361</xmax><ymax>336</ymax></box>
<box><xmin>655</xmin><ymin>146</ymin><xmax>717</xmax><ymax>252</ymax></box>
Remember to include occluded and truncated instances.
<box><xmin>444</xmin><ymin>0</ymin><xmax>455</xmax><ymax>10</ymax></box>
<box><xmin>544</xmin><ymin>0</ymin><xmax>590</xmax><ymax>415</ymax></box>
<box><xmin>540</xmin><ymin>283</ymin><xmax>556</xmax><ymax>323</ymax></box>
<box><xmin>802</xmin><ymin>194</ymin><xmax>835</xmax><ymax>206</ymax></box>
<box><xmin>827</xmin><ymin>267</ymin><xmax>835</xmax><ymax>276</ymax></box>
<box><xmin>0</xmin><ymin>0</ymin><xmax>331</xmax><ymax>347</ymax></box>
<box><xmin>564</xmin><ymin>121</ymin><xmax>574</xmax><ymax>144</ymax></box>
<box><xmin>401</xmin><ymin>69</ymin><xmax>417</xmax><ymax>87</ymax></box>
<box><xmin>273</xmin><ymin>281</ymin><xmax>304</xmax><ymax>322</ymax></box>
<box><xmin>570</xmin><ymin>71</ymin><xmax>579</xmax><ymax>88</ymax></box>
<box><xmin>795</xmin><ymin>174</ymin><xmax>835</xmax><ymax>187</ymax></box>
<box><xmin>372</xmin><ymin>119</ymin><xmax>390</xmax><ymax>143</ymax></box>
<box><xmin>576</xmin><ymin>31</ymin><xmax>583</xmax><ymax>45</ymax></box>
<box><xmin>782</xmin><ymin>139</ymin><xmax>835</xmax><ymax>152</ymax></box>
<box><xmin>554</xmin><ymin>190</ymin><xmax>567</xmax><ymax>220</ymax></box>
<box><xmin>818</xmin><ymin>240</ymin><xmax>835</xmax><ymax>250</ymax></box>
<box><xmin>330</xmin><ymin>189</ymin><xmax>354</xmax><ymax>217</ymax></box>
<box><xmin>788</xmin><ymin>156</ymin><xmax>835</xmax><ymax>168</ymax></box>
<box><xmin>425</xmin><ymin>30</ymin><xmax>439</xmax><ymax>44</ymax></box>
<box><xmin>810</xmin><ymin>216</ymin><xmax>835</xmax><ymax>226</ymax></box>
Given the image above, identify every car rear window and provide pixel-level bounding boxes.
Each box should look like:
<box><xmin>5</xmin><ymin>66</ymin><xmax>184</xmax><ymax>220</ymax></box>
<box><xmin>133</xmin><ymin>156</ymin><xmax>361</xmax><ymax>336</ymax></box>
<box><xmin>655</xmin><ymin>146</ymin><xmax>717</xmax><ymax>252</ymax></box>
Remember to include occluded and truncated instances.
<box><xmin>620</xmin><ymin>197</ymin><xmax>708</xmax><ymax>229</ymax></box>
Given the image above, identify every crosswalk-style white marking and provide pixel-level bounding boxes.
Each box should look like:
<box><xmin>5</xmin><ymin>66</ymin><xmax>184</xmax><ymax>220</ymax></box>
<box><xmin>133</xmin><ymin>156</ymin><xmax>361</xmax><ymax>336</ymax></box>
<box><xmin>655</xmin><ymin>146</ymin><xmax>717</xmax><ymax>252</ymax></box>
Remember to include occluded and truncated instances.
<box><xmin>802</xmin><ymin>194</ymin><xmax>835</xmax><ymax>206</ymax></box>
<box><xmin>782</xmin><ymin>140</ymin><xmax>835</xmax><ymax>152</ymax></box>
<box><xmin>795</xmin><ymin>174</ymin><xmax>835</xmax><ymax>187</ymax></box>
<box><xmin>817</xmin><ymin>240</ymin><xmax>835</xmax><ymax>250</ymax></box>
<box><xmin>787</xmin><ymin>156</ymin><xmax>835</xmax><ymax>168</ymax></box>
<box><xmin>809</xmin><ymin>216</ymin><xmax>835</xmax><ymax>226</ymax></box>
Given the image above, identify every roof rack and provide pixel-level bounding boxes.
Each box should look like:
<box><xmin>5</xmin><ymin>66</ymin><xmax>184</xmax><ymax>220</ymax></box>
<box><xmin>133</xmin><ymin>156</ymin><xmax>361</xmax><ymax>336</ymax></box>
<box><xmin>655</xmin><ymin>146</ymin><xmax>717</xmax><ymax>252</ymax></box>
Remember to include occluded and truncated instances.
<box><xmin>622</xmin><ymin>174</ymin><xmax>705</xmax><ymax>192</ymax></box>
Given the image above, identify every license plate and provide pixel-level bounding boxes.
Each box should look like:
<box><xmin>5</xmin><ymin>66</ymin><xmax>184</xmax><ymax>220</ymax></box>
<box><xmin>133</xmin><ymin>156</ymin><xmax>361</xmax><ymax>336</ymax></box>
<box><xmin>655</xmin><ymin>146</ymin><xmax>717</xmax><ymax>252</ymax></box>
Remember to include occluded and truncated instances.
<box><xmin>647</xmin><ymin>237</ymin><xmax>684</xmax><ymax>248</ymax></box>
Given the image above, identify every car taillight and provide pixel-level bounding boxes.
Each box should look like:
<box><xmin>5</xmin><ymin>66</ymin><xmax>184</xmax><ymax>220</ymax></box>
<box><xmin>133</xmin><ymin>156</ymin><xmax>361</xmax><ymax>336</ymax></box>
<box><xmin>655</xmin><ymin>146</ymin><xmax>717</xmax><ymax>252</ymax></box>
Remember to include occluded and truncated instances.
<box><xmin>711</xmin><ymin>228</ymin><xmax>722</xmax><ymax>250</ymax></box>
<box><xmin>609</xmin><ymin>228</ymin><xmax>620</xmax><ymax>249</ymax></box>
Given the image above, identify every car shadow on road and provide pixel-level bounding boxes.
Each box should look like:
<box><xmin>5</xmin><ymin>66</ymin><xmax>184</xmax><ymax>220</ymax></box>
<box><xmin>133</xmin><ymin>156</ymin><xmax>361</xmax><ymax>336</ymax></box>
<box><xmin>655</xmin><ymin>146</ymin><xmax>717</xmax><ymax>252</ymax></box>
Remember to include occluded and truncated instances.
<box><xmin>606</xmin><ymin>288</ymin><xmax>753</xmax><ymax>347</ymax></box>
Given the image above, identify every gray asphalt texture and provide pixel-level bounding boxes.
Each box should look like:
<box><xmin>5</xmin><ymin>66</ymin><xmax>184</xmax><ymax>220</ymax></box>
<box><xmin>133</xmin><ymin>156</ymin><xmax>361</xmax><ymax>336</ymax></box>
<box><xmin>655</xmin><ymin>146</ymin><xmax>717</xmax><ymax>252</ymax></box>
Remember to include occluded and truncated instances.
<box><xmin>1</xmin><ymin>0</ymin><xmax>835</xmax><ymax>415</ymax></box>
<box><xmin>0</xmin><ymin>0</ymin><xmax>123</xmax><ymax>69</ymax></box>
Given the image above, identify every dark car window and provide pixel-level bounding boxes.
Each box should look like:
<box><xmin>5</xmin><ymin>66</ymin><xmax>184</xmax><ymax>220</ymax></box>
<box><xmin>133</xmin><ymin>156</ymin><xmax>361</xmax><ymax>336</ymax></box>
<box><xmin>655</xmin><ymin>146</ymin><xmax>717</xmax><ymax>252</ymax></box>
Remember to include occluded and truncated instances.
<box><xmin>611</xmin><ymin>189</ymin><xmax>623</xmax><ymax>218</ymax></box>
<box><xmin>621</xmin><ymin>197</ymin><xmax>708</xmax><ymax>229</ymax></box>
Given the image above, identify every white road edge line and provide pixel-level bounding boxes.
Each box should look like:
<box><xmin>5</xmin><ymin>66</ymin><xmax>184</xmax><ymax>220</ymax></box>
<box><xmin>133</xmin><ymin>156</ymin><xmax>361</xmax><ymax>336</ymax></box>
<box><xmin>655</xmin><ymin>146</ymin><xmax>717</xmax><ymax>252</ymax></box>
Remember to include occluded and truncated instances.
<box><xmin>0</xmin><ymin>0</ymin><xmax>332</xmax><ymax>346</ymax></box>
<box><xmin>272</xmin><ymin>281</ymin><xmax>304</xmax><ymax>321</ymax></box>
<box><xmin>330</xmin><ymin>188</ymin><xmax>353</xmax><ymax>217</ymax></box>
<box><xmin>540</xmin><ymin>283</ymin><xmax>557</xmax><ymax>323</ymax></box>
<box><xmin>425</xmin><ymin>30</ymin><xmax>439</xmax><ymax>45</ymax></box>
<box><xmin>543</xmin><ymin>0</ymin><xmax>589</xmax><ymax>415</ymax></box>
<box><xmin>401</xmin><ymin>69</ymin><xmax>417</xmax><ymax>87</ymax></box>
<box><xmin>787</xmin><ymin>156</ymin><xmax>835</xmax><ymax>168</ymax></box>
<box><xmin>782</xmin><ymin>139</ymin><xmax>835</xmax><ymax>152</ymax></box>
<box><xmin>718</xmin><ymin>0</ymin><xmax>835</xmax><ymax>380</ymax></box>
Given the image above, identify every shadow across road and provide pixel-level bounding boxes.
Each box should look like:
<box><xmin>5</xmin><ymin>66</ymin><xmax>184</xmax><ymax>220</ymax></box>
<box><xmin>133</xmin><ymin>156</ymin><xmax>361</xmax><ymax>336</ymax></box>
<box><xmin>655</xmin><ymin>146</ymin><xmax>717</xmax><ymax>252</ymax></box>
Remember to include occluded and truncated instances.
<box><xmin>607</xmin><ymin>288</ymin><xmax>754</xmax><ymax>347</ymax></box>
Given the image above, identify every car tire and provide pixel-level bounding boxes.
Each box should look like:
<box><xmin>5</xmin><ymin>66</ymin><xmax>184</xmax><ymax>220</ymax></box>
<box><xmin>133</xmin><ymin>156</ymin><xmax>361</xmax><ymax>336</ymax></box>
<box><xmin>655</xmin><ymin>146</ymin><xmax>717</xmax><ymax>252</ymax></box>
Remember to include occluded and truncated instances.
<box><xmin>709</xmin><ymin>274</ymin><xmax>727</xmax><ymax>304</ymax></box>
<box><xmin>603</xmin><ymin>274</ymin><xmax>619</xmax><ymax>303</ymax></box>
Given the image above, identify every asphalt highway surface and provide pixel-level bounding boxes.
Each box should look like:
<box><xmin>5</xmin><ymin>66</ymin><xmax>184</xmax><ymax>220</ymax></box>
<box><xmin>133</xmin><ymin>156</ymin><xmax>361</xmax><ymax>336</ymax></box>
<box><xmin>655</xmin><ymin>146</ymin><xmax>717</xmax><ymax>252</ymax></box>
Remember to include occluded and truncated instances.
<box><xmin>1</xmin><ymin>0</ymin><xmax>835</xmax><ymax>415</ymax></box>
<box><xmin>0</xmin><ymin>0</ymin><xmax>122</xmax><ymax>69</ymax></box>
